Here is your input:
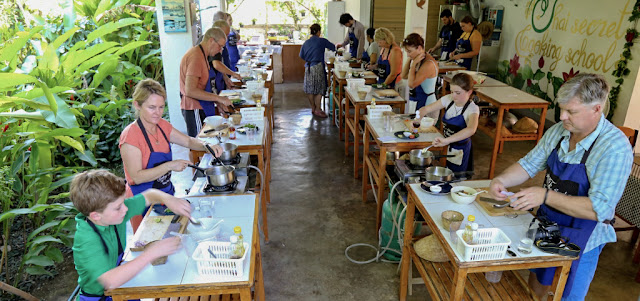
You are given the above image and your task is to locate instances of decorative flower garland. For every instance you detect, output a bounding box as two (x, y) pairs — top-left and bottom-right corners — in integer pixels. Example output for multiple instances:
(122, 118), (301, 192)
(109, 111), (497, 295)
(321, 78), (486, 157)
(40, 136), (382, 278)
(609, 0), (640, 119)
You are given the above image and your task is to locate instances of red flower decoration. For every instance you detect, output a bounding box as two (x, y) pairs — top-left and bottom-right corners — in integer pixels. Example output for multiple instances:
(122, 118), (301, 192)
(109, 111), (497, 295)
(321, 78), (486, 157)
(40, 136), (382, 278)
(562, 68), (580, 82)
(509, 54), (520, 77)
(2, 125), (8, 132)
(69, 95), (74, 101)
(538, 56), (545, 69)
(626, 31), (636, 42)
(527, 79), (533, 87)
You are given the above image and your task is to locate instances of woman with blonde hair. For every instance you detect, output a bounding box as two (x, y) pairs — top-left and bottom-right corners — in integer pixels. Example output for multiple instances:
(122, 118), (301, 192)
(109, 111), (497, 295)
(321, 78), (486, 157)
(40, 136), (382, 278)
(373, 28), (403, 88)
(120, 79), (223, 228)
(450, 16), (482, 70)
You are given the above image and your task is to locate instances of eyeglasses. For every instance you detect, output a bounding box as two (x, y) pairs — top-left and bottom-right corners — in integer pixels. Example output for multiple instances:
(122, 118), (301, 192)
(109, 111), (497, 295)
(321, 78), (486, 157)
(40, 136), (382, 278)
(215, 40), (225, 50)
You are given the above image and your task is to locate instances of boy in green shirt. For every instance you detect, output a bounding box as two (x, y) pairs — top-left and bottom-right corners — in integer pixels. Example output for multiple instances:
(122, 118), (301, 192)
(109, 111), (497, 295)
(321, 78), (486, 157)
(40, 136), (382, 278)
(71, 170), (192, 300)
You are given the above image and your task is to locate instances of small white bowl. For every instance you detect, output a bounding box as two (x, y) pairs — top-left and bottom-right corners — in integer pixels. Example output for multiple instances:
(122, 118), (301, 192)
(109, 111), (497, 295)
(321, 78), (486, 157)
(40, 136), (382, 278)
(421, 117), (435, 128)
(429, 185), (442, 193)
(450, 186), (478, 205)
(403, 131), (412, 137)
(204, 116), (224, 127)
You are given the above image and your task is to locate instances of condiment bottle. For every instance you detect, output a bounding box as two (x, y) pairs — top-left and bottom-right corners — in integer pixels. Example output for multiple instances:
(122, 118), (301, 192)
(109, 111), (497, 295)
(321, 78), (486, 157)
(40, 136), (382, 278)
(370, 97), (376, 108)
(229, 127), (236, 140)
(229, 235), (243, 259)
(233, 226), (245, 255)
(462, 215), (476, 244)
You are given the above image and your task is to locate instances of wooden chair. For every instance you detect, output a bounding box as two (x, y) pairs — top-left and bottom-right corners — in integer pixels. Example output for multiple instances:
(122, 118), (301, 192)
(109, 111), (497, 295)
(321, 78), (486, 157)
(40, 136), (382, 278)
(615, 126), (640, 282)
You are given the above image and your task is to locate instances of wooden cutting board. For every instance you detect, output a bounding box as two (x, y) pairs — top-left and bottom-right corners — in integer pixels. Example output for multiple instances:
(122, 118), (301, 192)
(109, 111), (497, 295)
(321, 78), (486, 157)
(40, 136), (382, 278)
(402, 120), (438, 133)
(198, 123), (230, 138)
(475, 189), (529, 216)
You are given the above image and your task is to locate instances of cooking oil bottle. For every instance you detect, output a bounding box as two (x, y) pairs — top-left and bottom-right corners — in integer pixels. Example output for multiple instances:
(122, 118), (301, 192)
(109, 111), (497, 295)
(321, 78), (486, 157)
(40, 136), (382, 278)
(229, 235), (242, 259)
(233, 226), (245, 256)
(462, 215), (476, 244)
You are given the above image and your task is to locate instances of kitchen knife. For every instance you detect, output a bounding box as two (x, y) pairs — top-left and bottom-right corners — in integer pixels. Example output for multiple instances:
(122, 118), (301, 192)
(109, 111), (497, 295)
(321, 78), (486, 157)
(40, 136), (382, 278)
(478, 197), (509, 206)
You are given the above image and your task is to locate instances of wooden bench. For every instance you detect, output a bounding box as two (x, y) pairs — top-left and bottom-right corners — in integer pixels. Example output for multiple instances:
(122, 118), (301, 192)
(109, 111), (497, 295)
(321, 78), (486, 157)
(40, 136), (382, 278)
(154, 294), (242, 301)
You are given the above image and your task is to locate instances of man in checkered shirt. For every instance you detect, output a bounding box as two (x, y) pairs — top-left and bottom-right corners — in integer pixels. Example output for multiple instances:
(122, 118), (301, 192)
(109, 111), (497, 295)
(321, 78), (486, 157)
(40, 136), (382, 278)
(488, 73), (633, 300)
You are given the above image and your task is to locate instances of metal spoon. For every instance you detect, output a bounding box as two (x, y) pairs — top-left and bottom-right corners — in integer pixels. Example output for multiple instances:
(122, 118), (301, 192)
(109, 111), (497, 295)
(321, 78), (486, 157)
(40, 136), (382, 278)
(421, 145), (434, 154)
(189, 216), (203, 226)
(204, 144), (230, 170)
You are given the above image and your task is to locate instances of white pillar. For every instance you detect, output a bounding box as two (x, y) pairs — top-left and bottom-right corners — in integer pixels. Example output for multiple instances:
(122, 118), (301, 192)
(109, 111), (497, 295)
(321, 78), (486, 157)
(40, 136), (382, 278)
(156, 0), (193, 134)
(404, 0), (429, 40)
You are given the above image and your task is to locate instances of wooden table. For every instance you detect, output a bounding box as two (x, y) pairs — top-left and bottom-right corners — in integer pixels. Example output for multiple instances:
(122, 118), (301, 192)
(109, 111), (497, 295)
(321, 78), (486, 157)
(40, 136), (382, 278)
(472, 86), (549, 178)
(441, 72), (509, 89)
(106, 194), (265, 301)
(344, 87), (405, 179)
(361, 116), (446, 231)
(438, 61), (467, 74)
(332, 69), (378, 140)
(399, 180), (576, 301)
(193, 117), (271, 241)
(222, 88), (274, 143)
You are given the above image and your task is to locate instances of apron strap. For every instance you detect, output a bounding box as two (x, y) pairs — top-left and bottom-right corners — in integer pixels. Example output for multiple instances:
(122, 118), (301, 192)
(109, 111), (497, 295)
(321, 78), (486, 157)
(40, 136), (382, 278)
(198, 44), (210, 71)
(445, 99), (471, 115)
(136, 119), (156, 153)
(86, 219), (123, 256)
(580, 136), (598, 164)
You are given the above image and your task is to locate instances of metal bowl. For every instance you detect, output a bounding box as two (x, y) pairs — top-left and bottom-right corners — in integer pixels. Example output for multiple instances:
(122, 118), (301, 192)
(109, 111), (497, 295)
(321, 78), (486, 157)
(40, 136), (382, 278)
(424, 166), (454, 182)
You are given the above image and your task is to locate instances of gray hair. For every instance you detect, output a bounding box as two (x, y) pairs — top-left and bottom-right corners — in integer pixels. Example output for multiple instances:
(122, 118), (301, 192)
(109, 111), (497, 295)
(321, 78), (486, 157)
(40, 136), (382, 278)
(556, 73), (610, 106)
(203, 27), (226, 43)
(213, 11), (228, 21)
(213, 20), (230, 31)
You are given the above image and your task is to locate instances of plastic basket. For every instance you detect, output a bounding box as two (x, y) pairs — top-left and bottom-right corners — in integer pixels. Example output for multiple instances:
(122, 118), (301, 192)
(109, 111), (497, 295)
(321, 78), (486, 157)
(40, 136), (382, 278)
(367, 105), (392, 119)
(192, 241), (249, 278)
(456, 228), (511, 261)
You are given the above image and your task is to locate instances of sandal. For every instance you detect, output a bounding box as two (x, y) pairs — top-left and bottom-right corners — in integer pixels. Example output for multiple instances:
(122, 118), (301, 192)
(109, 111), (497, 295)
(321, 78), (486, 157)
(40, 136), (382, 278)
(314, 110), (328, 118)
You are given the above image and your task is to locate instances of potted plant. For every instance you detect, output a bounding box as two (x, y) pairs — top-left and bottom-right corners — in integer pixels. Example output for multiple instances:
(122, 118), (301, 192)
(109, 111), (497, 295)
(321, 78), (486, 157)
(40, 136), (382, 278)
(300, 10), (306, 17)
(252, 18), (257, 25)
(239, 22), (244, 28)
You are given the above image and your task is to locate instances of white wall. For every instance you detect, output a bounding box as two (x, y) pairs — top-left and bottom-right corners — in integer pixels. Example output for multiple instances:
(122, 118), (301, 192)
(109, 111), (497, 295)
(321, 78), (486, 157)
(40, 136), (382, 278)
(403, 0), (428, 39)
(157, 0), (193, 134)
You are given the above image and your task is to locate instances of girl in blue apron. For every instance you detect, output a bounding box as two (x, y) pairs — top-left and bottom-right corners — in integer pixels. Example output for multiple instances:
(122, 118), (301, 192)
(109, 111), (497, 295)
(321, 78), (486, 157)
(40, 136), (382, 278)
(402, 33), (438, 111)
(531, 136), (609, 299)
(417, 73), (479, 172)
(451, 16), (481, 70)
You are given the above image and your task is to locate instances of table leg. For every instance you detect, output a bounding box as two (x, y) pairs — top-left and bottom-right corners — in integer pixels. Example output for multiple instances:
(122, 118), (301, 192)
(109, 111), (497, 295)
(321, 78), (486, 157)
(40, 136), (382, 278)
(537, 106), (548, 143)
(362, 125), (371, 203)
(451, 268), (468, 301)
(339, 82), (345, 141)
(353, 105), (361, 179)
(548, 261), (571, 301)
(375, 146), (387, 231)
(254, 234), (265, 301)
(257, 151), (269, 241)
(399, 195), (415, 301)
(239, 288), (252, 301)
(332, 76), (338, 126)
(488, 108), (504, 179)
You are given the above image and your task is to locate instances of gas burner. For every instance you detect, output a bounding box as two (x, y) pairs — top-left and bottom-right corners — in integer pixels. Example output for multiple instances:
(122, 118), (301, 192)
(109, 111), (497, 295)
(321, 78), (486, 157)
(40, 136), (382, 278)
(395, 159), (428, 184)
(212, 154), (241, 166)
(405, 161), (429, 171)
(203, 180), (238, 193)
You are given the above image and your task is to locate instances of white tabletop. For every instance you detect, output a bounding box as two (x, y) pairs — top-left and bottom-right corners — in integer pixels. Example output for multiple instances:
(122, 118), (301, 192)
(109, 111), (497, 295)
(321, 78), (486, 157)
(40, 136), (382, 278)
(408, 180), (554, 262)
(199, 118), (267, 147)
(438, 61), (466, 70)
(333, 68), (377, 80)
(221, 88), (270, 105)
(345, 86), (404, 103)
(475, 86), (549, 105)
(121, 194), (257, 287)
(365, 116), (443, 144)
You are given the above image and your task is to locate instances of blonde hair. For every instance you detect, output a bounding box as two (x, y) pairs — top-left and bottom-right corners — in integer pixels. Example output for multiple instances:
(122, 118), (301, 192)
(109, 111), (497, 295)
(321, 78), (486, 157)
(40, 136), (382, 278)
(70, 170), (126, 216)
(374, 28), (395, 45)
(132, 79), (166, 117)
(213, 20), (230, 31)
(203, 27), (226, 43)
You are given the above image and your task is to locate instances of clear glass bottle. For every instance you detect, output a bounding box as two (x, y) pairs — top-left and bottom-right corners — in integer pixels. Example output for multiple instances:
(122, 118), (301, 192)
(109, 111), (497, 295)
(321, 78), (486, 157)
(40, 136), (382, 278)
(229, 235), (243, 259)
(233, 226), (245, 256)
(462, 215), (476, 244)
(370, 97), (376, 108)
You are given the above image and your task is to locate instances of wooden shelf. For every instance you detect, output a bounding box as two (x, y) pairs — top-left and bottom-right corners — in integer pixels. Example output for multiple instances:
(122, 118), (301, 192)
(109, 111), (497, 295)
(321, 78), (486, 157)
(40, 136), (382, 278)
(410, 247), (538, 301)
(477, 117), (540, 141)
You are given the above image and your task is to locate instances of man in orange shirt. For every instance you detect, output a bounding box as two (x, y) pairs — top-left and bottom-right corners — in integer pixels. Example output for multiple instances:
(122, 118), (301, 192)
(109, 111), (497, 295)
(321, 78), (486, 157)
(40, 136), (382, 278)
(179, 27), (232, 137)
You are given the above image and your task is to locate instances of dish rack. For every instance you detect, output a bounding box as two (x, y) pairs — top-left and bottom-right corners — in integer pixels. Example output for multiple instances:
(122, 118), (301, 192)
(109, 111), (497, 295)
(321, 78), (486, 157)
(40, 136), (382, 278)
(192, 241), (249, 278)
(455, 228), (510, 261)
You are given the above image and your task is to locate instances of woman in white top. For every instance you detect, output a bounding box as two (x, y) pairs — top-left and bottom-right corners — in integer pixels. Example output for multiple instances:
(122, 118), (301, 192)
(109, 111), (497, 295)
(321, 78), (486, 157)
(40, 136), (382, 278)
(364, 27), (379, 69)
(401, 33), (439, 116)
(417, 73), (478, 172)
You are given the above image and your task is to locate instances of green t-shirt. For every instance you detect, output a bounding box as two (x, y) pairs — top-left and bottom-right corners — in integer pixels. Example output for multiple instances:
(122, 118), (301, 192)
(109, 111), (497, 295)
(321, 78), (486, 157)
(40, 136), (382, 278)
(72, 194), (146, 296)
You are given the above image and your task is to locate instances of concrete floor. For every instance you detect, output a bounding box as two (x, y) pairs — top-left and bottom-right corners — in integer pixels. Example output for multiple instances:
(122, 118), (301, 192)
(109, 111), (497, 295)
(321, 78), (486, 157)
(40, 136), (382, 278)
(262, 83), (640, 300)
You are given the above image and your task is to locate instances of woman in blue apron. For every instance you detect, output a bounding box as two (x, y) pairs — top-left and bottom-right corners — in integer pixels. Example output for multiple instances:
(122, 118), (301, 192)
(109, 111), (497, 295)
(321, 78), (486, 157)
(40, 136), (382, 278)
(530, 136), (607, 299)
(450, 16), (482, 70)
(363, 28), (378, 67)
(373, 28), (402, 89)
(226, 15), (240, 71)
(401, 33), (439, 112)
(417, 73), (479, 172)
(119, 79), (222, 229)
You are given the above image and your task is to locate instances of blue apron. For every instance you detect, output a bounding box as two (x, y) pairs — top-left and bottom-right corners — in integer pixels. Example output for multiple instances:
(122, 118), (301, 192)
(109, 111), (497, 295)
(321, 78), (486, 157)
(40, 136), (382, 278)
(197, 45), (218, 117)
(77, 220), (136, 301)
(532, 136), (600, 297)
(454, 30), (476, 70)
(409, 60), (436, 110)
(348, 30), (359, 58)
(227, 30), (240, 71)
(361, 50), (370, 62)
(376, 45), (398, 88)
(129, 119), (175, 196)
(442, 100), (473, 172)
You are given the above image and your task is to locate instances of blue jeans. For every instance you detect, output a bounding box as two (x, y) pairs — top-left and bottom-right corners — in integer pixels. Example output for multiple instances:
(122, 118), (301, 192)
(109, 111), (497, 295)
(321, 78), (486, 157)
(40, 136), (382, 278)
(561, 244), (605, 301)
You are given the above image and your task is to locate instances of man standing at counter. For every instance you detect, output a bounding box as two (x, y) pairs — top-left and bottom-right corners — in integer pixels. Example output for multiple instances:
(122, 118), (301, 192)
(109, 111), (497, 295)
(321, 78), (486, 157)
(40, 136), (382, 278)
(427, 9), (462, 61)
(180, 27), (231, 137)
(336, 13), (365, 60)
(488, 74), (633, 300)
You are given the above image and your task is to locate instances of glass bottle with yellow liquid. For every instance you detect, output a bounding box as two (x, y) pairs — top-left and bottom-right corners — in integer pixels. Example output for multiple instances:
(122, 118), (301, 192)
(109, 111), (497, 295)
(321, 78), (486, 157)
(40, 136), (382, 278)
(462, 215), (477, 245)
(233, 226), (246, 256)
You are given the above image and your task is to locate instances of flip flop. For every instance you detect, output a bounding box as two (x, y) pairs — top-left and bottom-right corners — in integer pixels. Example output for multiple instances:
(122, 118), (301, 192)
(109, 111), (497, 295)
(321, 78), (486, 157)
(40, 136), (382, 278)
(315, 110), (328, 118)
